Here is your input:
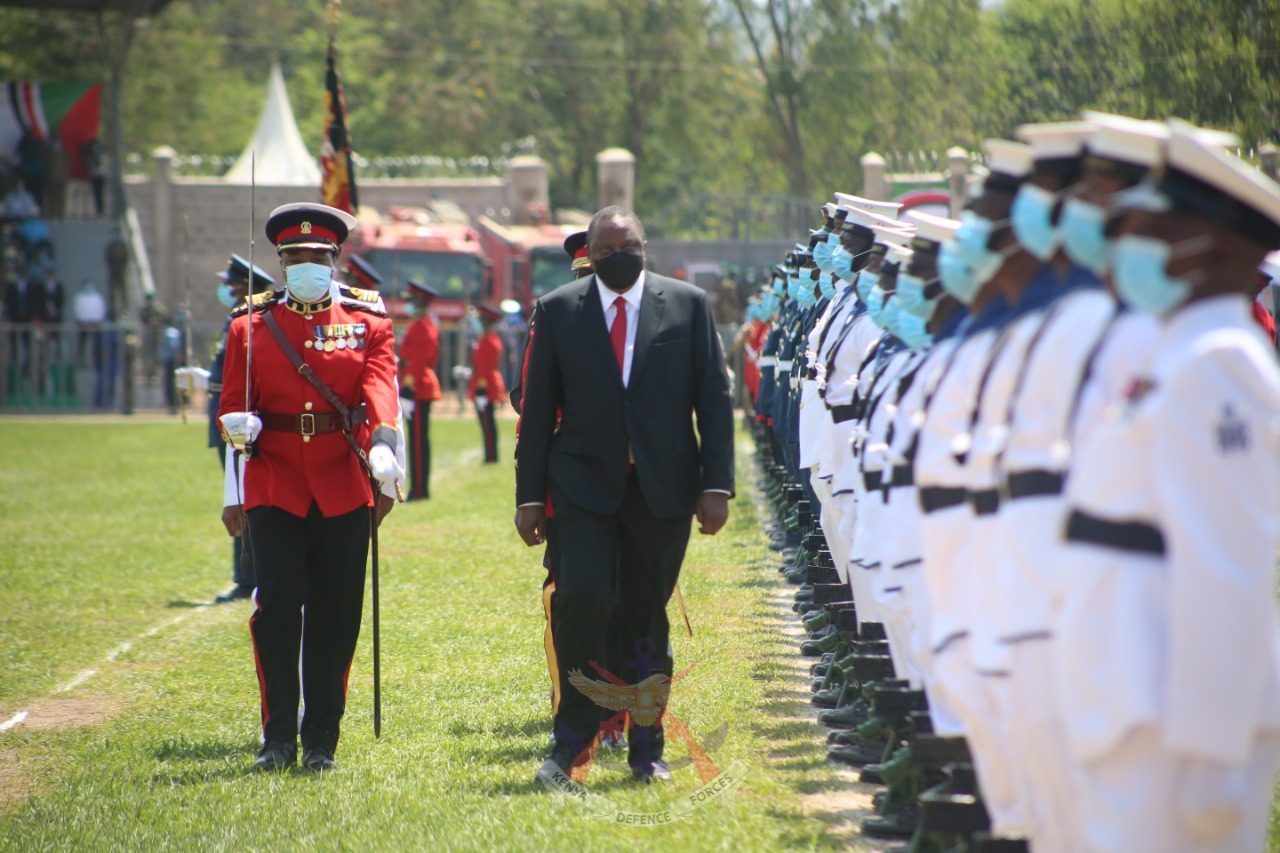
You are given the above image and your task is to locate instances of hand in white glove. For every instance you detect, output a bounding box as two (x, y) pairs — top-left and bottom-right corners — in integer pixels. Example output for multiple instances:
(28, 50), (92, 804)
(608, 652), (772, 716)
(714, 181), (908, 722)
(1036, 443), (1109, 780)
(402, 398), (416, 418)
(219, 412), (262, 449)
(1175, 756), (1248, 845)
(175, 366), (211, 392)
(368, 442), (401, 485)
(475, 397), (490, 412)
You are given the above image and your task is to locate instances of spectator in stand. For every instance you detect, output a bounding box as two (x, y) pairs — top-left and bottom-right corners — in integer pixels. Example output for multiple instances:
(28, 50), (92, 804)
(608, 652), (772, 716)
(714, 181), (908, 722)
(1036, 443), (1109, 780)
(44, 139), (69, 220)
(73, 277), (106, 367)
(3, 182), (40, 221)
(80, 138), (105, 217)
(17, 131), (45, 206)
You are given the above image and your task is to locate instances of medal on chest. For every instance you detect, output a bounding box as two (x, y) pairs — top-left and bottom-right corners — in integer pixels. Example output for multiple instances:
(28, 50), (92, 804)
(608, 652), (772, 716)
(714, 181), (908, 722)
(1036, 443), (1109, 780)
(305, 323), (368, 353)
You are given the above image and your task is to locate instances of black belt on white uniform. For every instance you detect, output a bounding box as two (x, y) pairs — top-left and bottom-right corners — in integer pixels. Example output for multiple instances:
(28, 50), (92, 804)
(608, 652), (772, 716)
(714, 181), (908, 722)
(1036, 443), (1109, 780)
(1065, 509), (1166, 556)
(259, 403), (368, 436)
(862, 470), (882, 491)
(829, 402), (859, 423)
(1005, 469), (1064, 500)
(968, 488), (1000, 516)
(919, 486), (966, 514)
(888, 465), (913, 487)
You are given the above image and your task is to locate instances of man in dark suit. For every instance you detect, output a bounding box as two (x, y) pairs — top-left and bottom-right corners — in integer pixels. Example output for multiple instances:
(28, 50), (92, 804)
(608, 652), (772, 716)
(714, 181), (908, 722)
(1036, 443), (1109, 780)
(515, 206), (735, 784)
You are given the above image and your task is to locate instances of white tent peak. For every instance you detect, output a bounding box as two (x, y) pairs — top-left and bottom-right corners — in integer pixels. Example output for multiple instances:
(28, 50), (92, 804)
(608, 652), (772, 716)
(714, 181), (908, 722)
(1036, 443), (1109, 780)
(224, 63), (321, 186)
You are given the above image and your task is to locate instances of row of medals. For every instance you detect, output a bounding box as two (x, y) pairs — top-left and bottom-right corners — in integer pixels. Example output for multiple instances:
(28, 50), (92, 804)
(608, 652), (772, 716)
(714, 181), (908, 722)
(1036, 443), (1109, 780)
(306, 323), (368, 353)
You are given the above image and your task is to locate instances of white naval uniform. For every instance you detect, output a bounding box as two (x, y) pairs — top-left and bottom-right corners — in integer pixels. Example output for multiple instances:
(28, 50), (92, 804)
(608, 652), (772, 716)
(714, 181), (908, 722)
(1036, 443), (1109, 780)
(820, 307), (881, 585)
(1054, 295), (1280, 853)
(861, 346), (923, 675)
(882, 329), (965, 728)
(916, 309), (1028, 836)
(855, 345), (916, 637)
(803, 285), (859, 504)
(984, 287), (1121, 853)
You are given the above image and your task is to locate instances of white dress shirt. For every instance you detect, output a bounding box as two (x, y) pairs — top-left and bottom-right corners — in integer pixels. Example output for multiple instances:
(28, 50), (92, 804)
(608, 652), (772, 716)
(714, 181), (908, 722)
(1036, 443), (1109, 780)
(597, 272), (645, 387)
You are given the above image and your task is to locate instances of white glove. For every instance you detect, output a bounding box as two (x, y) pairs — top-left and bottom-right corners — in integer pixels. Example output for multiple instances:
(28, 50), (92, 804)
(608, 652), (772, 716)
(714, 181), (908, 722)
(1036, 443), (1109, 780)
(1174, 756), (1249, 845)
(219, 412), (262, 449)
(368, 442), (401, 485)
(402, 398), (416, 418)
(475, 396), (490, 412)
(175, 366), (211, 392)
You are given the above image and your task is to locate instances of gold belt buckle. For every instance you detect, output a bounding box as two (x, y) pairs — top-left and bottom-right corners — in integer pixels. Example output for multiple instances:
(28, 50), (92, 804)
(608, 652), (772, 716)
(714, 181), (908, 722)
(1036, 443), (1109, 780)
(300, 413), (316, 436)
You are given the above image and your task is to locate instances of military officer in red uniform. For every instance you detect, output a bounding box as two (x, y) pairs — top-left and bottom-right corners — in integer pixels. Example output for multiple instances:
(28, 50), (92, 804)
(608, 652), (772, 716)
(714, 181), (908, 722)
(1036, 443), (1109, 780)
(468, 303), (506, 463)
(217, 202), (401, 772)
(399, 277), (443, 499)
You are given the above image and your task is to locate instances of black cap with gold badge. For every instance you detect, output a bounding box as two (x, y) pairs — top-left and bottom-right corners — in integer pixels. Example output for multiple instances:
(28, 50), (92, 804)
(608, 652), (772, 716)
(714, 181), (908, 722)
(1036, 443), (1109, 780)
(265, 202), (359, 253)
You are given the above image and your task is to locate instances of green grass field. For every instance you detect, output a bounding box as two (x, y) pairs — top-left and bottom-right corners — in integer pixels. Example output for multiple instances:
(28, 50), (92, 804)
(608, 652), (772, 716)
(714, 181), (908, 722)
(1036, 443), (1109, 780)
(0, 416), (879, 852)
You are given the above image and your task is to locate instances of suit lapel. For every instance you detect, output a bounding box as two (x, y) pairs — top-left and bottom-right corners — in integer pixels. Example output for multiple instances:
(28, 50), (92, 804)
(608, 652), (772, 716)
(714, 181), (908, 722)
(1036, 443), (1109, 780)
(628, 275), (666, 387)
(577, 275), (623, 389)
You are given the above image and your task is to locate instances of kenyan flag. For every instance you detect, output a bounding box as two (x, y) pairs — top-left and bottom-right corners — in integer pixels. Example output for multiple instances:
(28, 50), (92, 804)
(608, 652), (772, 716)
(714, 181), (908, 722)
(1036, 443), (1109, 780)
(0, 81), (102, 178)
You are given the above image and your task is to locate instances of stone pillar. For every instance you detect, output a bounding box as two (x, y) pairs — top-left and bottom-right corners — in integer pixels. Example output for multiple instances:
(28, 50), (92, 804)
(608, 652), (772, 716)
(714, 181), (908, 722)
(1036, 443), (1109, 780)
(860, 152), (887, 202)
(152, 146), (176, 311)
(508, 155), (549, 225)
(596, 148), (636, 211)
(948, 147), (970, 218)
(1260, 144), (1278, 182)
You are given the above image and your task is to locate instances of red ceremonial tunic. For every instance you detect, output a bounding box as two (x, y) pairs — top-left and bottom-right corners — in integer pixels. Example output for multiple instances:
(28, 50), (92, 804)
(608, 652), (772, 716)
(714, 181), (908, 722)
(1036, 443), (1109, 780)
(468, 330), (506, 401)
(399, 313), (443, 401)
(218, 290), (400, 518)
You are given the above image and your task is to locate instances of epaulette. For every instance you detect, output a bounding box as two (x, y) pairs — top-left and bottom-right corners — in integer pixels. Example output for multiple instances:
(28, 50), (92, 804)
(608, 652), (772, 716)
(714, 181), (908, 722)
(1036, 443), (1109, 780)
(230, 288), (283, 317)
(336, 284), (388, 316)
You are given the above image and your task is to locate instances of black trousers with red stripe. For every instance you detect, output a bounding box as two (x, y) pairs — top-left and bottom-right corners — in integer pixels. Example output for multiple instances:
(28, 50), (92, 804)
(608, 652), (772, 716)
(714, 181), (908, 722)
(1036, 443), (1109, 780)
(475, 395), (499, 463)
(407, 399), (433, 500)
(246, 502), (369, 749)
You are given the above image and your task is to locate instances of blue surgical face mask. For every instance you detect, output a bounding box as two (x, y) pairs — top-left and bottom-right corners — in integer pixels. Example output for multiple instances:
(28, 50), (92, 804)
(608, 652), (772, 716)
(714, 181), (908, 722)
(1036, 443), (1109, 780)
(938, 240), (979, 305)
(404, 301), (419, 317)
(284, 262), (333, 303)
(954, 210), (1016, 292)
(1060, 198), (1111, 274)
(818, 272), (836, 300)
(857, 270), (881, 304)
(831, 246), (854, 281)
(866, 285), (887, 327)
(1011, 183), (1063, 261)
(881, 296), (903, 337)
(786, 273), (803, 301)
(813, 235), (835, 272)
(216, 283), (238, 309)
(1112, 233), (1212, 316)
(796, 276), (818, 308)
(895, 272), (938, 320)
(895, 309), (932, 350)
(760, 292), (779, 320)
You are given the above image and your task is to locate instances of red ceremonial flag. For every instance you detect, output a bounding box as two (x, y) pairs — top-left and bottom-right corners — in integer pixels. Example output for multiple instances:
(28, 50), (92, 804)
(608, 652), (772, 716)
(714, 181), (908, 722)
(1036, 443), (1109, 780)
(320, 40), (357, 214)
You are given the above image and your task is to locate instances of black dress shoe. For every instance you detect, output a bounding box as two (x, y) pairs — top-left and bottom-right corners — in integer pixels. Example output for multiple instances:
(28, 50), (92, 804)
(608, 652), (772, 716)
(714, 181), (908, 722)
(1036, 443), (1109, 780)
(818, 701), (871, 728)
(255, 742), (296, 771)
(811, 687), (844, 708)
(828, 740), (884, 767)
(302, 746), (337, 771)
(215, 585), (254, 604)
(630, 759), (672, 783)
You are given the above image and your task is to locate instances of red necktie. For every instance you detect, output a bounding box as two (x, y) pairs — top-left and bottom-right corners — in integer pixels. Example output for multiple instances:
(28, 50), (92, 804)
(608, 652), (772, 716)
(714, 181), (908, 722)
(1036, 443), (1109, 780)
(610, 296), (627, 378)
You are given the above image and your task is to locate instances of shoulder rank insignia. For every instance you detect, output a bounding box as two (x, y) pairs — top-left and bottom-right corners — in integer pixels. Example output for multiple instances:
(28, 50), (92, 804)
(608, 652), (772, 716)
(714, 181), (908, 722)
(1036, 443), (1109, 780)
(336, 285), (388, 316)
(230, 288), (283, 317)
(341, 285), (381, 303)
(1215, 404), (1249, 453)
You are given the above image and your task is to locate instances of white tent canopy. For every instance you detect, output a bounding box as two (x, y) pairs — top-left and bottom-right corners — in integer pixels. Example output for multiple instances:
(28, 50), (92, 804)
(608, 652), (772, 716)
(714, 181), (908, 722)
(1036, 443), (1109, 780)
(224, 63), (321, 186)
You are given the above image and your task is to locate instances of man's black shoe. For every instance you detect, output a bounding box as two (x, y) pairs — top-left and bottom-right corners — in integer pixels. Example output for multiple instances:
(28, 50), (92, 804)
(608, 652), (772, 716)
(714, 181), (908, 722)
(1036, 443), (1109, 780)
(630, 759), (672, 784)
(818, 701), (871, 728)
(302, 746), (337, 771)
(861, 800), (919, 839)
(215, 585), (254, 604)
(254, 742), (296, 771)
(811, 686), (843, 708)
(828, 740), (884, 767)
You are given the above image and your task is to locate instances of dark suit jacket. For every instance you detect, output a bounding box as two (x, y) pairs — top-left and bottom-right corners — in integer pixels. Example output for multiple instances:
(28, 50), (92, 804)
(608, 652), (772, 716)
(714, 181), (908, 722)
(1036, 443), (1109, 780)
(515, 272), (734, 519)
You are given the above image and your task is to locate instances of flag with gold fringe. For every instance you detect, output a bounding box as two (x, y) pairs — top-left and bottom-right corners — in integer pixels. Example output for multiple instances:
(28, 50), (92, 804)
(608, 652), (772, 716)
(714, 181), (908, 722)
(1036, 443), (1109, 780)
(320, 38), (357, 214)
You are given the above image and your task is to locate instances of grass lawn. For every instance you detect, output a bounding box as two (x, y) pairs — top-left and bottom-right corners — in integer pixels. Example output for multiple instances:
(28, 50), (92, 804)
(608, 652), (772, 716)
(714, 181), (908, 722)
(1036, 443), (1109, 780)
(0, 416), (875, 852)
